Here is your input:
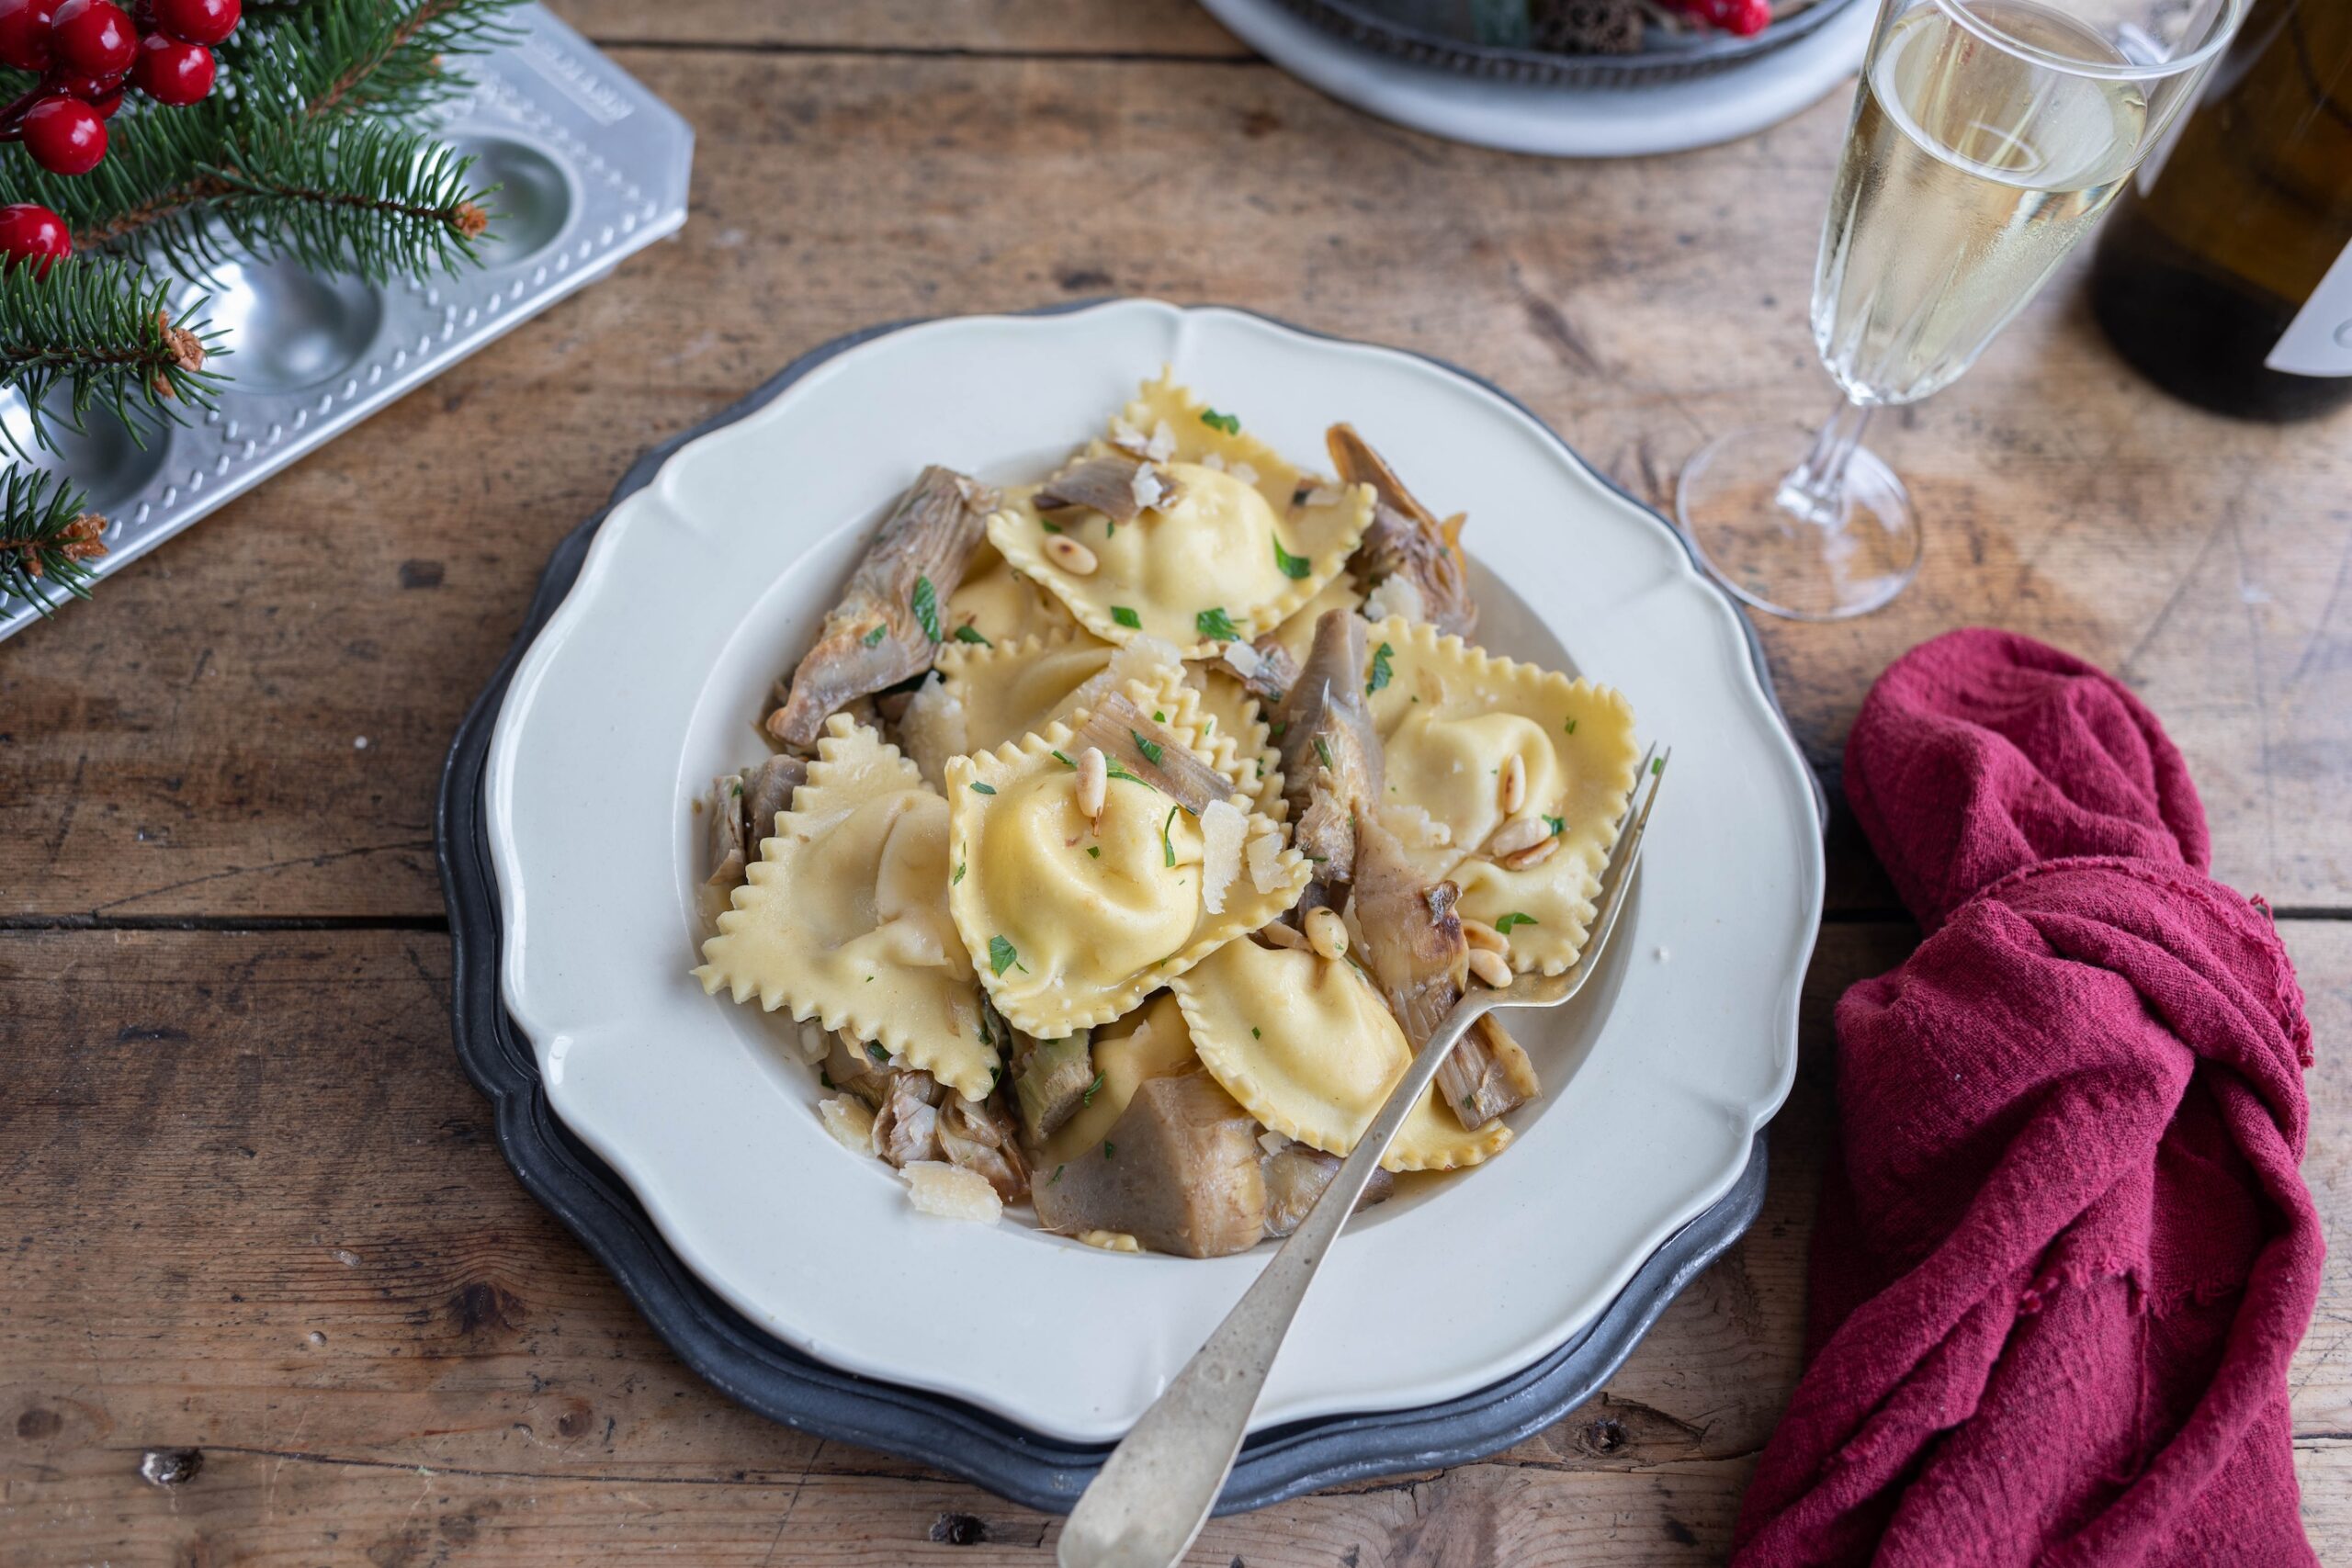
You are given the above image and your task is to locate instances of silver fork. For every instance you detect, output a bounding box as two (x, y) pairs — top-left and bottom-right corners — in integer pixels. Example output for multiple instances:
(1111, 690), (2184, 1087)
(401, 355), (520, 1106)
(1057, 743), (1670, 1568)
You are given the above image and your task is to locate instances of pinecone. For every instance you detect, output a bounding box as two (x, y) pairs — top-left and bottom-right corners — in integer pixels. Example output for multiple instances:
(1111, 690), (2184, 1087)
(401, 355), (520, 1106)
(1532, 0), (1645, 52)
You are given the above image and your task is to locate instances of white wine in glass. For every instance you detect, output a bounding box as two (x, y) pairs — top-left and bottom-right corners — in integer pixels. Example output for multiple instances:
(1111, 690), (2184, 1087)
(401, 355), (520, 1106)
(1677, 0), (2244, 621)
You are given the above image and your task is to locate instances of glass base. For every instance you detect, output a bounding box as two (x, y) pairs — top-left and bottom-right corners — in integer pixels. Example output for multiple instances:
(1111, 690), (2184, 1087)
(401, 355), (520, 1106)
(1675, 422), (1920, 621)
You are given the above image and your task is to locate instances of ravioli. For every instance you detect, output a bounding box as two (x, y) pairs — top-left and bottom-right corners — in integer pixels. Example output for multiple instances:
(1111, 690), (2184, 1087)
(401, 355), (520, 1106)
(944, 718), (1309, 1038)
(695, 716), (998, 1099)
(1264, 571), (1363, 673)
(1183, 666), (1284, 821)
(1172, 941), (1511, 1171)
(1363, 617), (1640, 976)
(989, 375), (1374, 659)
(944, 538), (1077, 646)
(934, 634), (1276, 815)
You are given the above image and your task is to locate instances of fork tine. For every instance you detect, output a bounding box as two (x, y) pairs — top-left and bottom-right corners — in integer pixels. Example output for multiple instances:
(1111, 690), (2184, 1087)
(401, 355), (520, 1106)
(1587, 744), (1668, 957)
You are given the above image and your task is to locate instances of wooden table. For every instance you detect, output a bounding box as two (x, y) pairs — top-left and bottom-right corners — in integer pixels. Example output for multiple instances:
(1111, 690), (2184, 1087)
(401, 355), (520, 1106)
(4, 3), (2347, 1562)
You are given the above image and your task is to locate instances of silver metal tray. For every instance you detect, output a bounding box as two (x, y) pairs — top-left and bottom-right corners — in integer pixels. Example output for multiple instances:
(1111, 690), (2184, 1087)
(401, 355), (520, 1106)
(0, 4), (693, 644)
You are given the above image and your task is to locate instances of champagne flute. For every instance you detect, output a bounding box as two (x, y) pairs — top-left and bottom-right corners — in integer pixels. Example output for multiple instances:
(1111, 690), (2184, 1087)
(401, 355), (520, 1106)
(1676, 0), (2246, 621)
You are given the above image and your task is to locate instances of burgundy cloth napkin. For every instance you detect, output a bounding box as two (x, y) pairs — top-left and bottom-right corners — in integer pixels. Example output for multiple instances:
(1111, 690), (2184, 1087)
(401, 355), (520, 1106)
(1733, 628), (2323, 1567)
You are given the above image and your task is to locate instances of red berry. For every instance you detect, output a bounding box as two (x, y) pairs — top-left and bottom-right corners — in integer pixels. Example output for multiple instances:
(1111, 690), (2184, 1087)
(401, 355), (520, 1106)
(131, 31), (211, 104)
(150, 0), (234, 44)
(20, 94), (107, 175)
(49, 0), (134, 74)
(48, 65), (124, 99)
(0, 203), (71, 276)
(0, 0), (55, 70)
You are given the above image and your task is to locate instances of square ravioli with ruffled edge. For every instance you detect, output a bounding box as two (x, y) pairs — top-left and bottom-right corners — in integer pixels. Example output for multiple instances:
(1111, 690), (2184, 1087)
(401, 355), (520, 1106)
(694, 716), (999, 1100)
(934, 628), (1285, 822)
(944, 713), (1308, 1040)
(1172, 940), (1510, 1172)
(987, 373), (1374, 660)
(1362, 616), (1641, 976)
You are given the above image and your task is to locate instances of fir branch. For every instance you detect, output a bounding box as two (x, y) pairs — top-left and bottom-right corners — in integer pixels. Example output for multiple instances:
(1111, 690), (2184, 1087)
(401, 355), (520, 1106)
(198, 121), (491, 283)
(0, 468), (107, 614)
(229, 0), (522, 121)
(0, 257), (222, 463)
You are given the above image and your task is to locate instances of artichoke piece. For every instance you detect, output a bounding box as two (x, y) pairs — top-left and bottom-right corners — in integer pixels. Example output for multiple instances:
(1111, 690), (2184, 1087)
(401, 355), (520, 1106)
(1033, 1071), (1265, 1258)
(1013, 1031), (1097, 1146)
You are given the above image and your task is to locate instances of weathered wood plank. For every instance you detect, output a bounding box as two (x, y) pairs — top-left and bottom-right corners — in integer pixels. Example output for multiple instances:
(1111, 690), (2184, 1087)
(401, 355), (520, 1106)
(548, 0), (1250, 54)
(4, 54), (2344, 919)
(2, 920), (2344, 1562)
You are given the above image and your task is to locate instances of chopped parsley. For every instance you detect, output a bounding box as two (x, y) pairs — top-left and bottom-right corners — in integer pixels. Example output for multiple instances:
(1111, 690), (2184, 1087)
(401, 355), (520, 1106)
(1050, 1165), (1065, 1185)
(1051, 749), (1076, 768)
(953, 624), (991, 647)
(1104, 759), (1156, 791)
(1112, 605), (1142, 629)
(1565, 717), (1577, 735)
(1152, 710), (1166, 723)
(1271, 533), (1311, 580)
(911, 575), (941, 641)
(1039, 518), (1064, 534)
(1494, 912), (1539, 935)
(820, 1069), (834, 1089)
(1161, 805), (1181, 867)
(730, 782), (742, 797)
(1200, 409), (1240, 435)
(1087, 845), (1101, 859)
(865, 1042), (888, 1063)
(953, 861), (967, 885)
(989, 1066), (1002, 1092)
(969, 781), (997, 795)
(1102, 1139), (1116, 1159)
(1544, 815), (1565, 838)
(1313, 735), (1335, 772)
(860, 623), (887, 648)
(1250, 1026), (1261, 1040)
(1195, 606), (1240, 642)
(1268, 720), (1287, 740)
(1652, 754), (1665, 774)
(988, 935), (1024, 976)
(1255, 760), (1265, 778)
(1131, 729), (1166, 767)
(1367, 640), (1394, 694)
(1081, 1071), (1105, 1107)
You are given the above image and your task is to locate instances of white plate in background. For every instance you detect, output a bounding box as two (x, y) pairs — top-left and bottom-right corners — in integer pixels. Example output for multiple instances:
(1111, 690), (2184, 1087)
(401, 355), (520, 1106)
(1200, 0), (1871, 156)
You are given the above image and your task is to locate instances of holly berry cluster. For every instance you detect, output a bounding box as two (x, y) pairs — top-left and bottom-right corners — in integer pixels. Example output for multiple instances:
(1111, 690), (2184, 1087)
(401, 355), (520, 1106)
(1666, 0), (1772, 35)
(0, 0), (240, 174)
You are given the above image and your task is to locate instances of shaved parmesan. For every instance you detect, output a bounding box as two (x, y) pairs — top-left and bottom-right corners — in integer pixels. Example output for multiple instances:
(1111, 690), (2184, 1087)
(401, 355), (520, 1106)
(1077, 1229), (1141, 1252)
(1245, 826), (1287, 895)
(1220, 640), (1261, 680)
(1198, 798), (1247, 914)
(904, 1160), (1003, 1224)
(1363, 575), (1428, 626)
(818, 1094), (876, 1156)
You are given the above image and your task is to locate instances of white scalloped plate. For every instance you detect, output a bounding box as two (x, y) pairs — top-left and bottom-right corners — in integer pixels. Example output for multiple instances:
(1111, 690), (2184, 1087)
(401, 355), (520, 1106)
(485, 300), (1821, 1444)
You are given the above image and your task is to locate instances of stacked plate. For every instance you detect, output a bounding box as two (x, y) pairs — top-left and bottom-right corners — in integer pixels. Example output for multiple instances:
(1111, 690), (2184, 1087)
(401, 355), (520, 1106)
(1199, 0), (1874, 154)
(438, 299), (1825, 1510)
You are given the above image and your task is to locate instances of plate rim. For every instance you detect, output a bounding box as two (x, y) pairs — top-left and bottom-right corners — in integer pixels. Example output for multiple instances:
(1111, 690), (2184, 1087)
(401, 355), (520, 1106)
(448, 300), (1824, 1477)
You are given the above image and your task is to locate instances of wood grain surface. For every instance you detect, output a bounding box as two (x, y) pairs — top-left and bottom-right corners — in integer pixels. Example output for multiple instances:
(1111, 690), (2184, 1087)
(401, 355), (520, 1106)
(3, 1), (2347, 1562)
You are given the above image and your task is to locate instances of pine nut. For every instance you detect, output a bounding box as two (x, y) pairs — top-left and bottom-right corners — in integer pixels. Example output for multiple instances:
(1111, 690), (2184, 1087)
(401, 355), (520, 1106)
(1498, 753), (1526, 815)
(1259, 919), (1309, 952)
(1075, 746), (1107, 819)
(1462, 918), (1509, 954)
(1044, 535), (1099, 575)
(1490, 814), (1550, 856)
(1501, 836), (1559, 872)
(1306, 907), (1350, 962)
(1467, 948), (1514, 988)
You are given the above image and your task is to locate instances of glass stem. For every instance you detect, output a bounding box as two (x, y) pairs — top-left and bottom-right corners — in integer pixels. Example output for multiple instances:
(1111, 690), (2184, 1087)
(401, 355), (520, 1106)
(1775, 395), (1874, 530)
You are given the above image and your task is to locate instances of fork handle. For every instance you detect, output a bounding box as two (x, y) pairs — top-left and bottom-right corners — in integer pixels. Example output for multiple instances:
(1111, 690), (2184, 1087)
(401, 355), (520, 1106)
(1055, 998), (1490, 1568)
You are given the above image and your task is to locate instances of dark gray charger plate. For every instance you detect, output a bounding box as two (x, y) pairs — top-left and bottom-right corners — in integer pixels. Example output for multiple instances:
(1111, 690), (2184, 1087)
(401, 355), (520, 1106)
(435, 302), (1821, 1515)
(1269, 0), (1870, 87)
